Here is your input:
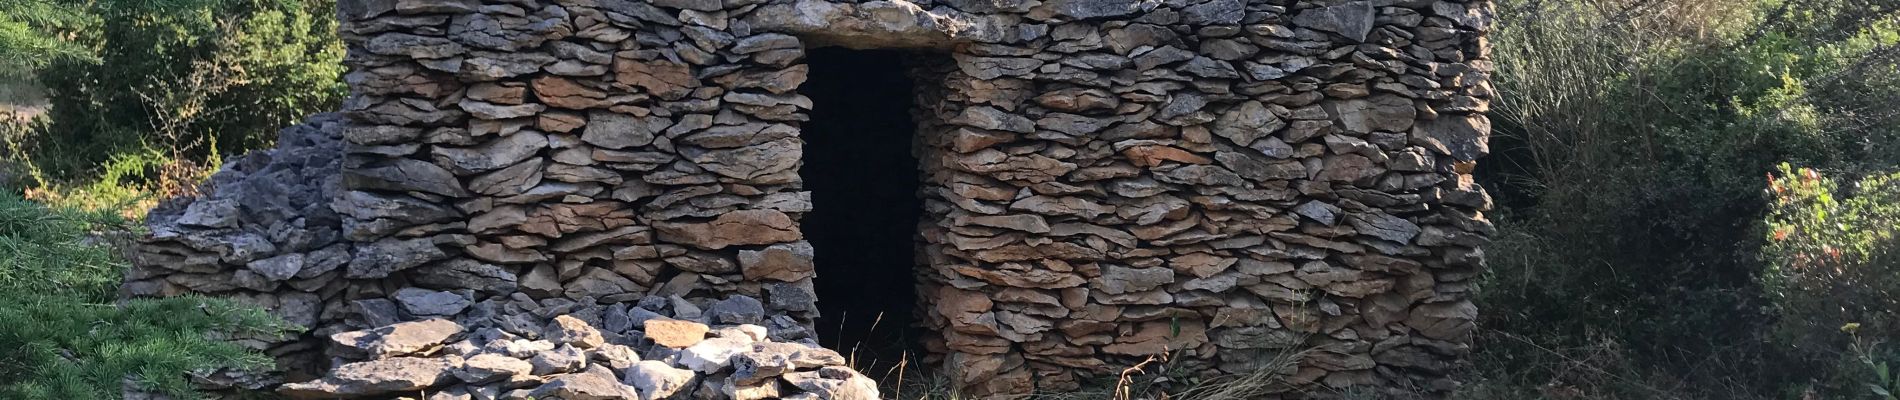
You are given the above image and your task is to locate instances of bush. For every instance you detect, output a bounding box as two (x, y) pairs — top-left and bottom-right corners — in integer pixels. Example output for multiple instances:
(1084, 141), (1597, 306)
(1763, 164), (1900, 396)
(0, 192), (294, 399)
(0, 294), (293, 399)
(0, 190), (129, 297)
(1470, 0), (1900, 398)
(7, 0), (343, 203)
(0, 0), (89, 76)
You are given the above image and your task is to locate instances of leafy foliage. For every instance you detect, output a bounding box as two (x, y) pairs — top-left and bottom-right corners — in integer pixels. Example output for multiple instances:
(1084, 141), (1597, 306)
(0, 190), (129, 298)
(1763, 165), (1900, 395)
(0, 0), (89, 76)
(3, 0), (343, 208)
(1470, 0), (1900, 398)
(0, 294), (292, 399)
(1849, 327), (1900, 400)
(0, 0), (272, 77)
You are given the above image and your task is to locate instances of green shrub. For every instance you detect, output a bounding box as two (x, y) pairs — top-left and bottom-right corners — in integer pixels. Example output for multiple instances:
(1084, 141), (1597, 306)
(0, 191), (128, 297)
(0, 192), (295, 399)
(0, 294), (293, 399)
(0, 0), (89, 76)
(1763, 165), (1900, 396)
(13, 0), (343, 192)
(1472, 0), (1900, 398)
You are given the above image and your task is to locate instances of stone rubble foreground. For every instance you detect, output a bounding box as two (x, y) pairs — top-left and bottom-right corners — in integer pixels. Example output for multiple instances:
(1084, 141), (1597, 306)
(282, 300), (875, 399)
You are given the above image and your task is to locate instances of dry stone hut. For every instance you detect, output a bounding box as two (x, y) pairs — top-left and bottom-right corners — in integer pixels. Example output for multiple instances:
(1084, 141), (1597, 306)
(123, 0), (1496, 398)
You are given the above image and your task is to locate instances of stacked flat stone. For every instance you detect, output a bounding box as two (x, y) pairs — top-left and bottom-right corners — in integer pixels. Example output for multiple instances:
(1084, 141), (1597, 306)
(125, 113), (352, 389)
(123, 0), (1496, 398)
(884, 1), (1495, 397)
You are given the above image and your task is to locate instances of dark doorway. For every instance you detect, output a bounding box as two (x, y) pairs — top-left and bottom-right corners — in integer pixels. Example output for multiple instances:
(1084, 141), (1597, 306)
(799, 47), (925, 369)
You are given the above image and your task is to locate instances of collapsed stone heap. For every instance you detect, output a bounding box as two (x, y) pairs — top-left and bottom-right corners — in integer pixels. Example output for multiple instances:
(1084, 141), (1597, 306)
(284, 296), (875, 399)
(129, 114), (351, 387)
(126, 0), (1496, 398)
(129, 115), (881, 399)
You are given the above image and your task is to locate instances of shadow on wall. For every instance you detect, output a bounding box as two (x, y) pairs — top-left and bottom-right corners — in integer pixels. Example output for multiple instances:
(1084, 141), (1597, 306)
(798, 46), (931, 369)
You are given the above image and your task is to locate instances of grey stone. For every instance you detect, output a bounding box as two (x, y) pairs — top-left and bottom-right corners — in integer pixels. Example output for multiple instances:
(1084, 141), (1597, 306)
(1157, 91), (1211, 123)
(448, 12), (565, 52)
(1212, 101), (1282, 147)
(347, 237), (449, 279)
(345, 158), (469, 197)
(739, 242), (816, 282)
(709, 295), (766, 325)
(731, 342), (848, 385)
(1181, 56), (1242, 79)
(732, 33), (800, 54)
(353, 299), (404, 328)
(952, 106), (1036, 133)
(1348, 211), (1421, 243)
(1182, 0), (1244, 25)
(1045, 0), (1151, 19)
(1159, 164), (1246, 186)
(469, 157), (545, 196)
(563, 268), (644, 300)
(1101, 266), (1174, 294)
(431, 130), (548, 174)
(245, 253), (303, 282)
(1291, 2), (1377, 42)
(528, 366), (640, 400)
(590, 343), (641, 370)
(1407, 300), (1477, 340)
(782, 366), (880, 400)
(177, 199), (239, 228)
(461, 51), (557, 80)
(334, 190), (461, 227)
(487, 339), (556, 359)
(957, 56), (1041, 80)
(1217, 151), (1304, 182)
(328, 318), (464, 358)
(458, 99), (545, 120)
(278, 357), (462, 398)
(686, 138), (801, 180)
(624, 360), (696, 400)
(455, 353), (531, 384)
(529, 343), (588, 375)
(343, 125), (423, 145)
(1335, 95), (1417, 134)
(394, 288), (471, 316)
(581, 111), (661, 149)
(363, 33), (467, 59)
(410, 259), (518, 296)
(546, 315), (606, 349)
(1417, 114), (1491, 161)
(679, 337), (753, 373)
(1133, 46), (1195, 70)
(1293, 201), (1341, 226)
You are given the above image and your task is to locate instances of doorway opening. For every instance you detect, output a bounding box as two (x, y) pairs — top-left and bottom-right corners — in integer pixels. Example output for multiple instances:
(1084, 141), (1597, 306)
(799, 47), (928, 370)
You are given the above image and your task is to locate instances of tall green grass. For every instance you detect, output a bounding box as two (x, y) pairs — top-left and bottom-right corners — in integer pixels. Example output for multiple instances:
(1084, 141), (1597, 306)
(0, 191), (131, 297)
(0, 192), (293, 399)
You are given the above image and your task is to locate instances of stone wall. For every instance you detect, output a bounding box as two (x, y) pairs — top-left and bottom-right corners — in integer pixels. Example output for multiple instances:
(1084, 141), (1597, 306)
(897, 1), (1495, 396)
(125, 0), (1496, 398)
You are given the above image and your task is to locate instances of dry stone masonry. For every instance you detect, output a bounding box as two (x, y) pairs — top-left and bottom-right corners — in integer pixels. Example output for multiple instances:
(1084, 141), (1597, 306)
(124, 0), (1496, 398)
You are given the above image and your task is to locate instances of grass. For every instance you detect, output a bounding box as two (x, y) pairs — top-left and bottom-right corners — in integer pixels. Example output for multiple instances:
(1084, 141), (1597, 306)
(878, 344), (1317, 400)
(0, 190), (295, 399)
(1170, 348), (1312, 400)
(0, 190), (135, 297)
